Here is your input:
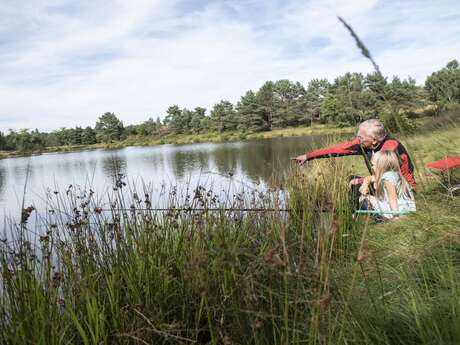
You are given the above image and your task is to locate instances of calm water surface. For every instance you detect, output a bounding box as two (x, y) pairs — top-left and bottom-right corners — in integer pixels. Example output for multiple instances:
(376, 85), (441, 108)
(0, 134), (348, 225)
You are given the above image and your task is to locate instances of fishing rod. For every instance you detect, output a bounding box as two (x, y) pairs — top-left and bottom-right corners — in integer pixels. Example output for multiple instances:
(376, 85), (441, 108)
(359, 145), (376, 195)
(98, 207), (292, 212)
(354, 210), (412, 215)
(360, 146), (374, 176)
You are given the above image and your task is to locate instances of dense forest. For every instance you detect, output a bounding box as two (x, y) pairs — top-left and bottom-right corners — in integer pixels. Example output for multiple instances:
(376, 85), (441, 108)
(1, 59), (459, 152)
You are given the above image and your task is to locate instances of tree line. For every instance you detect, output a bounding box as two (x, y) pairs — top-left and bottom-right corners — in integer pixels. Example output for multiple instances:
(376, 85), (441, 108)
(1, 59), (459, 152)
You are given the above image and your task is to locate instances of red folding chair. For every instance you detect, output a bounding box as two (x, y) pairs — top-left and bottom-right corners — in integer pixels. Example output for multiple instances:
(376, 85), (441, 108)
(427, 156), (460, 196)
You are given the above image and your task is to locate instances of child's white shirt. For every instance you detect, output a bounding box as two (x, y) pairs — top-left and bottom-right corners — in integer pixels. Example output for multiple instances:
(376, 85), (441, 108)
(370, 171), (416, 218)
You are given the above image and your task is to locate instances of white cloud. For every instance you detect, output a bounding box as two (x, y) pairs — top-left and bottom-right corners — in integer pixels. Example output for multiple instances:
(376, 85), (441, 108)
(0, 0), (459, 131)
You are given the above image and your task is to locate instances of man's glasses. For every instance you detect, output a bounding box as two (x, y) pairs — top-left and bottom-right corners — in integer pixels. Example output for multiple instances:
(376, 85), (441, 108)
(356, 135), (375, 143)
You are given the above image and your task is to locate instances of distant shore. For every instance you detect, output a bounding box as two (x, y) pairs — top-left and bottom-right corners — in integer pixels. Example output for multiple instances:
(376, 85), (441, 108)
(0, 125), (353, 160)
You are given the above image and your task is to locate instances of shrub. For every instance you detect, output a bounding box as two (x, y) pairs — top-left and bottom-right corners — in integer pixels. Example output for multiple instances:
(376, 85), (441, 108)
(380, 108), (416, 134)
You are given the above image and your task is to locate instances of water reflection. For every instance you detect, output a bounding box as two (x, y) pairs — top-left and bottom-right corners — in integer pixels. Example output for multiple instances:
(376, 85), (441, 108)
(140, 149), (166, 170)
(0, 133), (350, 224)
(101, 154), (127, 182)
(211, 144), (239, 176)
(242, 141), (276, 183)
(0, 164), (5, 198)
(169, 149), (211, 179)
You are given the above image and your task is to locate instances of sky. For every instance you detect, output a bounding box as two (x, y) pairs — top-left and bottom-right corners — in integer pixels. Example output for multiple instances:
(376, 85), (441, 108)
(0, 0), (459, 132)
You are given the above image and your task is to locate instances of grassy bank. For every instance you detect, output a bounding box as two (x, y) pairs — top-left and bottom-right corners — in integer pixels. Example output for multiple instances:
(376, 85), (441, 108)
(123, 124), (354, 146)
(0, 119), (459, 344)
(0, 124), (353, 160)
(0, 143), (107, 160)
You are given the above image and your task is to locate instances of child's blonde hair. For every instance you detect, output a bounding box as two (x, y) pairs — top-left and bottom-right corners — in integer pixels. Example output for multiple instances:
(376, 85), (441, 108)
(372, 150), (412, 200)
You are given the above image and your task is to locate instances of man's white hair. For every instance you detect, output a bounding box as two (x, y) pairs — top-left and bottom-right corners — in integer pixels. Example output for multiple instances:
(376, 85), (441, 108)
(358, 119), (386, 139)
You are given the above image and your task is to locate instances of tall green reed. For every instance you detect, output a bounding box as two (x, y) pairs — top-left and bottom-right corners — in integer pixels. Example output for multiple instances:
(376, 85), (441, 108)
(0, 155), (361, 345)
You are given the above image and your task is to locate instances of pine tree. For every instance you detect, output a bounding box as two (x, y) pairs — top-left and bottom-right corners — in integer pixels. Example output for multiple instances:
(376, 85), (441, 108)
(81, 126), (97, 145)
(236, 91), (268, 132)
(273, 80), (306, 127)
(95, 112), (124, 143)
(425, 60), (460, 110)
(210, 100), (237, 132)
(0, 131), (6, 150)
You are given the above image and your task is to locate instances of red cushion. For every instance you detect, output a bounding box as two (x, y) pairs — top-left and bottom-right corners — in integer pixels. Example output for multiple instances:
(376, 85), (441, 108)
(427, 156), (460, 170)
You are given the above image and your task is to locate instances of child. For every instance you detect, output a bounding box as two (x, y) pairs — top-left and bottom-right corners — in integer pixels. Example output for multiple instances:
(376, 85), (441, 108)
(360, 150), (416, 219)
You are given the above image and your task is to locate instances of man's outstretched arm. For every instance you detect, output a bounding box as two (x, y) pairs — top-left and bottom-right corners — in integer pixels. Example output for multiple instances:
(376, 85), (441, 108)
(293, 139), (362, 165)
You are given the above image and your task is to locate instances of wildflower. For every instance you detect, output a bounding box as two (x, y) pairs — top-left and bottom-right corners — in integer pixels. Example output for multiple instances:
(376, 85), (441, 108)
(317, 293), (331, 307)
(330, 221), (339, 235)
(52, 272), (62, 288)
(265, 247), (284, 267)
(253, 319), (264, 330)
(20, 206), (35, 224)
(357, 240), (371, 263)
(39, 235), (49, 243)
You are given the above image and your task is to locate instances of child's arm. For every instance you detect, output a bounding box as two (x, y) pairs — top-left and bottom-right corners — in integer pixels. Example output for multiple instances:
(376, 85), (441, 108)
(359, 176), (375, 196)
(384, 180), (399, 218)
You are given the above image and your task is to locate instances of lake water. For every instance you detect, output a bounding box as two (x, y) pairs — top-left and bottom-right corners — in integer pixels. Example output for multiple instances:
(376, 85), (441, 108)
(0, 134), (348, 225)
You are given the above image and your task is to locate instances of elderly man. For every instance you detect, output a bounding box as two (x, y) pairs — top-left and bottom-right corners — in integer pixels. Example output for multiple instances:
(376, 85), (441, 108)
(293, 119), (416, 189)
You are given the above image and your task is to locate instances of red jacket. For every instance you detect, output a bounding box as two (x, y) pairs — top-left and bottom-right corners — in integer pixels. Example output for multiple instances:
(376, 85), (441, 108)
(299, 137), (416, 189)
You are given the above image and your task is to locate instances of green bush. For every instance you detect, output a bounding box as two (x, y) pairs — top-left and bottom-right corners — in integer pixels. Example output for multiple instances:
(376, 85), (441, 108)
(380, 108), (416, 134)
(220, 133), (231, 141)
(238, 133), (248, 140)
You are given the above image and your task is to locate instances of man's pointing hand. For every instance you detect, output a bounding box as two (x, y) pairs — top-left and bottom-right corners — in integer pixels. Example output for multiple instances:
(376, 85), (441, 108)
(291, 154), (308, 166)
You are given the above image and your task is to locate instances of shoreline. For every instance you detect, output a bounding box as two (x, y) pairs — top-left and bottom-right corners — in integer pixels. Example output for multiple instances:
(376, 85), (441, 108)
(0, 125), (353, 160)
